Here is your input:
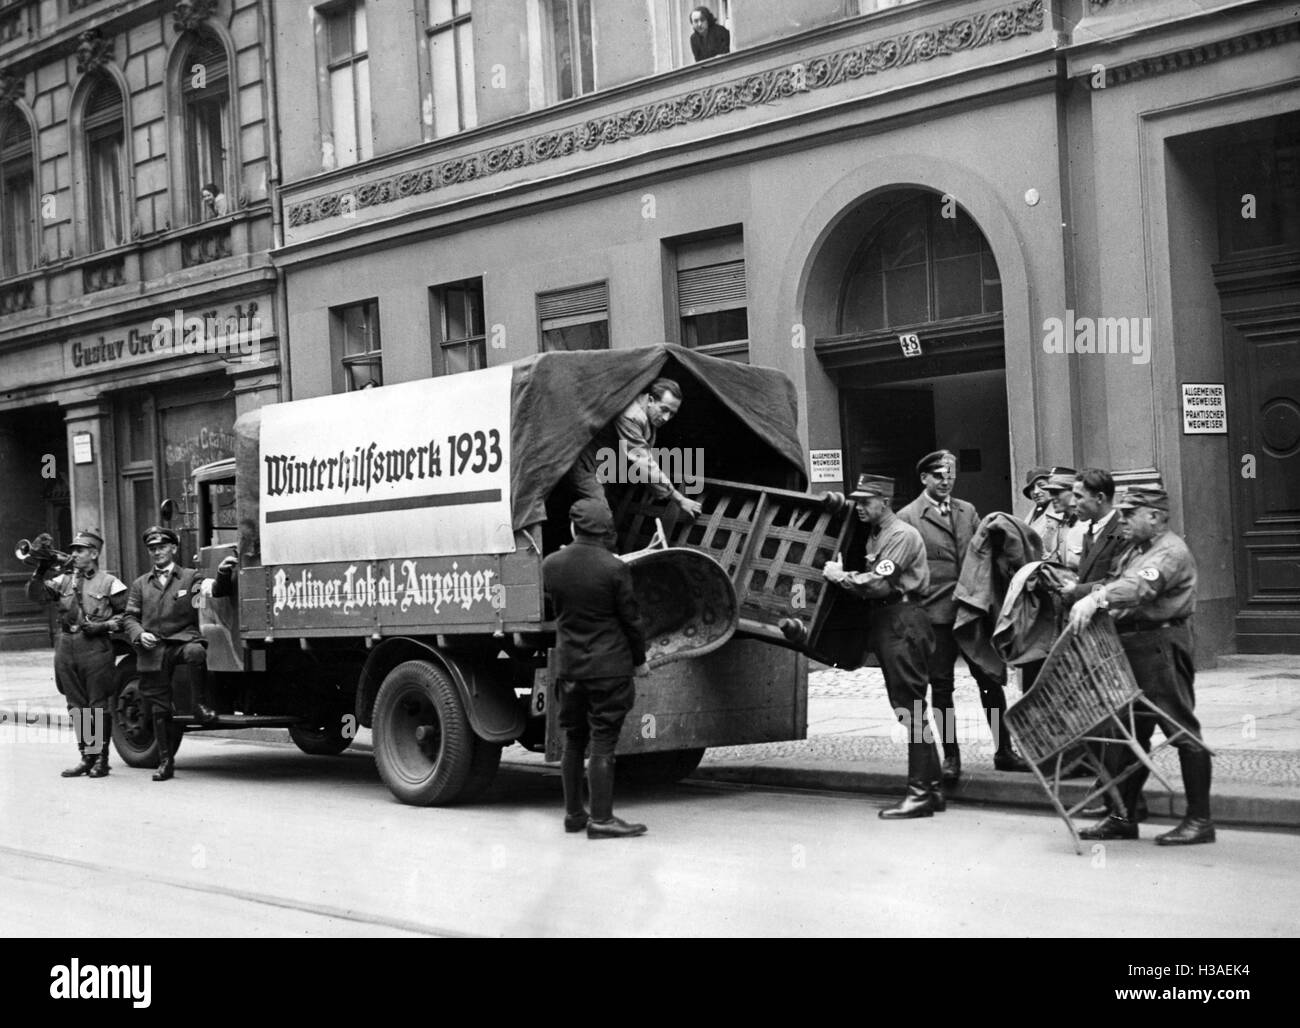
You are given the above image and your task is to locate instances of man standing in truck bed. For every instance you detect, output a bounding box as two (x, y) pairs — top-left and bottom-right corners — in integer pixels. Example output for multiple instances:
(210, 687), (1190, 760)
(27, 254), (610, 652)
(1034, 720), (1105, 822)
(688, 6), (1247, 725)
(567, 378), (703, 521)
(542, 498), (650, 839)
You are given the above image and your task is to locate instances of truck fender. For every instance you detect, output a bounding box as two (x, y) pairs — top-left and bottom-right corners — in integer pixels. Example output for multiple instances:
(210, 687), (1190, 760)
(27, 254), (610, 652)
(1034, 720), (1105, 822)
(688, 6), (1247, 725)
(356, 638), (524, 744)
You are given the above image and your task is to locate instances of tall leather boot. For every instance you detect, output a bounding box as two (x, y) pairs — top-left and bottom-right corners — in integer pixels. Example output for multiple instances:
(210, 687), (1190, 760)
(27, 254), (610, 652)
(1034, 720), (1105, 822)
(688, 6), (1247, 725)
(926, 741), (946, 812)
(936, 706), (961, 783)
(561, 748), (589, 833)
(585, 755), (646, 839)
(192, 669), (218, 725)
(62, 744), (95, 778)
(151, 711), (174, 782)
(987, 696), (1031, 772)
(880, 742), (941, 819)
(1156, 748), (1215, 846)
(87, 705), (111, 778)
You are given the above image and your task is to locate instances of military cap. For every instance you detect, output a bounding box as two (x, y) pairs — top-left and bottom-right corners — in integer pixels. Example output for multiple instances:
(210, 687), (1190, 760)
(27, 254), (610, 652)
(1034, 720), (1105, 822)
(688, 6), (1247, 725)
(142, 525), (180, 547)
(569, 498), (615, 536)
(1041, 467), (1079, 493)
(849, 473), (894, 500)
(916, 450), (957, 477)
(1021, 467), (1051, 499)
(1115, 486), (1169, 512)
(70, 528), (104, 551)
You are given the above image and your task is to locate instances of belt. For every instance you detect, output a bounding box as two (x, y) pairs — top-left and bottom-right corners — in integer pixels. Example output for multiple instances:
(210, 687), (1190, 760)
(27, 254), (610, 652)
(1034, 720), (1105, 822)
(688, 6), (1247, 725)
(1117, 618), (1187, 635)
(870, 592), (913, 610)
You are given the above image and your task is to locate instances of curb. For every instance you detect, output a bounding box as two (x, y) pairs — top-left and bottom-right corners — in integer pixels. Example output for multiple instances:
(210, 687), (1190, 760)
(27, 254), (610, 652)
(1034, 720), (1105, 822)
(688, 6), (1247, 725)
(692, 761), (1300, 830)
(7, 703), (1298, 830)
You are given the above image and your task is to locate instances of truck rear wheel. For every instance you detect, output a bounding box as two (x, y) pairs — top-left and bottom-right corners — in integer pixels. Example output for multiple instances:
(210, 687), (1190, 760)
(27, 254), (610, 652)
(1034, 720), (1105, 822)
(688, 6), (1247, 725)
(111, 665), (184, 768)
(373, 660), (491, 805)
(616, 747), (706, 786)
(288, 720), (354, 756)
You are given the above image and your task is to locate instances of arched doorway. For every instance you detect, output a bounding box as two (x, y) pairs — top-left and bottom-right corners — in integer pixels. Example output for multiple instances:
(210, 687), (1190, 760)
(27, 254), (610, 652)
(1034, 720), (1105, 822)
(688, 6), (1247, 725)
(812, 188), (1011, 516)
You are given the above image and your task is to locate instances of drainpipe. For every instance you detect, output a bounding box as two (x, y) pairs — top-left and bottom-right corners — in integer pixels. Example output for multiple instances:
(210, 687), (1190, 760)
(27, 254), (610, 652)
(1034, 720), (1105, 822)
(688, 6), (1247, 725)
(261, 0), (291, 400)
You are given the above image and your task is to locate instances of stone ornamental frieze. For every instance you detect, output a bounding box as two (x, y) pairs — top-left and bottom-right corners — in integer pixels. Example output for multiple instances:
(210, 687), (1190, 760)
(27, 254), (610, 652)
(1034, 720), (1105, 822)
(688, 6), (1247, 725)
(287, 0), (1046, 229)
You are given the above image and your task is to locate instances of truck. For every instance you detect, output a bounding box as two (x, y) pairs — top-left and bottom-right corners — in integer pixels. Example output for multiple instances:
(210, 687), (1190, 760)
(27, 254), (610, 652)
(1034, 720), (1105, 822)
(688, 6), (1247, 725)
(110, 345), (866, 805)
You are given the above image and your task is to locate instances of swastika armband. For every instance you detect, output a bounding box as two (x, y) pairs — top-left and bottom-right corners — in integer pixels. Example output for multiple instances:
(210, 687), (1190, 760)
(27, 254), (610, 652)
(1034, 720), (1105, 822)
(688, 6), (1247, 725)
(874, 558), (896, 578)
(1138, 567), (1161, 583)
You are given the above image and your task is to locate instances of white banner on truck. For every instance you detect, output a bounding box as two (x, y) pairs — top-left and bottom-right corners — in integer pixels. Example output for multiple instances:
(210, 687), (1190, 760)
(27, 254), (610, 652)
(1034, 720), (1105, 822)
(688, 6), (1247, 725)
(260, 365), (514, 564)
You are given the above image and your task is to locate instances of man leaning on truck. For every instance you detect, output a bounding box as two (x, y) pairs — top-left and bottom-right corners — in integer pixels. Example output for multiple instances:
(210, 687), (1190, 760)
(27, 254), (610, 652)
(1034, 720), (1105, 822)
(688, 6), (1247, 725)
(542, 499), (650, 839)
(567, 378), (703, 521)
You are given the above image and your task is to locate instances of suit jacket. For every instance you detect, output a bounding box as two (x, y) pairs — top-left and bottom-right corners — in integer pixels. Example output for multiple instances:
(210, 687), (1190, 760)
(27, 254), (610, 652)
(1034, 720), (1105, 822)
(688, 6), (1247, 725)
(124, 565), (206, 645)
(543, 538), (647, 679)
(1075, 514), (1125, 585)
(897, 494), (979, 624)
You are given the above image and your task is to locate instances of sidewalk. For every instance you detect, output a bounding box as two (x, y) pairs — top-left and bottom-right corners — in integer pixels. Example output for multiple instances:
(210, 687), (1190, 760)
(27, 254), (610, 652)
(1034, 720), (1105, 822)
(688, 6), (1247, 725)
(3, 647), (1298, 829)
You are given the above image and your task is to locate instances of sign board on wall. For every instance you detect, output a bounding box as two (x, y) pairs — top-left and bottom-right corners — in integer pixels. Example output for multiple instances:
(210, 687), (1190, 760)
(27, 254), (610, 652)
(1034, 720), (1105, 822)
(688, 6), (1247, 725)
(72, 433), (94, 465)
(1181, 384), (1227, 435)
(259, 365), (514, 564)
(809, 449), (843, 483)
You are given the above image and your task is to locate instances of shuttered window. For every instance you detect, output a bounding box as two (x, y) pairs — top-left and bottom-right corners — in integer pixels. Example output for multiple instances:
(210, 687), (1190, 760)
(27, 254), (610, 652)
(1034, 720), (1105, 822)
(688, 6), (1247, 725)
(677, 234), (748, 359)
(538, 281), (609, 351)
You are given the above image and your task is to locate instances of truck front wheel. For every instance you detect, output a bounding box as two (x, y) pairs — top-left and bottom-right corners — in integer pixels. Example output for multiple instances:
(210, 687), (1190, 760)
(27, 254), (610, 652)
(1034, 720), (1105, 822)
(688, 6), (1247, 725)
(373, 660), (488, 805)
(111, 666), (184, 768)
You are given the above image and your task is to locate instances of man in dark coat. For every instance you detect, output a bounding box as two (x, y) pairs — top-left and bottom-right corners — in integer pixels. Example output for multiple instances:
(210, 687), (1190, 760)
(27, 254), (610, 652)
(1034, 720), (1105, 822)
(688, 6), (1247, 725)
(123, 526), (214, 781)
(899, 450), (1029, 781)
(26, 528), (127, 778)
(542, 499), (650, 839)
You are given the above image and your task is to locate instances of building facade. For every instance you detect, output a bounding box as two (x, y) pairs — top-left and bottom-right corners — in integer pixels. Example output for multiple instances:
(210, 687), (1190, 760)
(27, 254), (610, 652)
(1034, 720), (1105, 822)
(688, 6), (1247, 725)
(0, 0), (283, 646)
(269, 0), (1298, 660)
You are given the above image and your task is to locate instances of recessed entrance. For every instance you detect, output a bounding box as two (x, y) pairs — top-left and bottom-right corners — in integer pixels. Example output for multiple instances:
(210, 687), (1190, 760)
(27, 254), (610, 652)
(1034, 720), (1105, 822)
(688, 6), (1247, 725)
(811, 188), (1011, 516)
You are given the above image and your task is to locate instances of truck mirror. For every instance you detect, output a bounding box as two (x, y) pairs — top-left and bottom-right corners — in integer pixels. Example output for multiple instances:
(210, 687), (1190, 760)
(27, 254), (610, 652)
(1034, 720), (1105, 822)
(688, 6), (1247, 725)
(160, 498), (176, 522)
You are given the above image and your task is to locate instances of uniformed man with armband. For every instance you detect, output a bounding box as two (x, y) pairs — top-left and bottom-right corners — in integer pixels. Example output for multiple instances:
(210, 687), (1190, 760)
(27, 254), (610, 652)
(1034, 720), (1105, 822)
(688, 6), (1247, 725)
(1067, 486), (1213, 846)
(822, 473), (941, 820)
(25, 529), (128, 779)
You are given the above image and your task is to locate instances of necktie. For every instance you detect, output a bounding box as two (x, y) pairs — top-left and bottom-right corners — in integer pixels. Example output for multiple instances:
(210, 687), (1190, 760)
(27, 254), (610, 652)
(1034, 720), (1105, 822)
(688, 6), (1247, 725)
(936, 502), (950, 517)
(1083, 523), (1095, 560)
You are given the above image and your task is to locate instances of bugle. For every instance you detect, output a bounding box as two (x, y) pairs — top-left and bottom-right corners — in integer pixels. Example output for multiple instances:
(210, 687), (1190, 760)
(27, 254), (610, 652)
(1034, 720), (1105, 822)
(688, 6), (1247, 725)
(15, 536), (75, 571)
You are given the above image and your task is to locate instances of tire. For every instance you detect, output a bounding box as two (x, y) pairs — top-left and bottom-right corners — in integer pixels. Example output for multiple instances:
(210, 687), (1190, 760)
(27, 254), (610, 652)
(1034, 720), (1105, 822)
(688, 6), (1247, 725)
(111, 665), (184, 768)
(288, 718), (355, 756)
(372, 660), (487, 806)
(616, 747), (706, 787)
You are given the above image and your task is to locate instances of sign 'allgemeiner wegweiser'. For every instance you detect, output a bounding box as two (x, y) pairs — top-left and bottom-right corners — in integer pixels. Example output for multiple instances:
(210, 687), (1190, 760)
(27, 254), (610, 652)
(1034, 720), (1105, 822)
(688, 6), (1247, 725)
(1181, 383), (1227, 435)
(259, 365), (514, 564)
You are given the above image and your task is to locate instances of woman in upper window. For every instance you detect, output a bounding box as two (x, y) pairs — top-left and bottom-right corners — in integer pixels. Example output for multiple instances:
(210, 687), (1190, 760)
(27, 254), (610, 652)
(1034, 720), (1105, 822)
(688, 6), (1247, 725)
(201, 183), (229, 219)
(689, 6), (731, 61)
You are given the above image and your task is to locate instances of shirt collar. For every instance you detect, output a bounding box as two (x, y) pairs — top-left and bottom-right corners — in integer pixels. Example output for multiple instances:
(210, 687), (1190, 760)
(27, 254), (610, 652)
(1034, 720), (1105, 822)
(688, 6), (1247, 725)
(154, 563), (177, 577)
(1091, 509), (1117, 530)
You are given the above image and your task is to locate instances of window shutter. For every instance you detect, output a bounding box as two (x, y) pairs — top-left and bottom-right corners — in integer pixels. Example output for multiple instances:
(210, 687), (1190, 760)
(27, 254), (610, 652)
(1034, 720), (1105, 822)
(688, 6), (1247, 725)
(538, 281), (607, 321)
(678, 260), (746, 317)
(184, 36), (229, 89)
(83, 77), (123, 130)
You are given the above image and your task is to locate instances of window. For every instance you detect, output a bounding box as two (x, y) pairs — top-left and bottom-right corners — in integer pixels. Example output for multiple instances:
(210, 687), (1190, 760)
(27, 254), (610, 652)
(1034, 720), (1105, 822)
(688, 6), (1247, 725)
(83, 76), (125, 252)
(538, 282), (608, 351)
(677, 233), (748, 358)
(674, 0), (733, 67)
(0, 113), (36, 278)
(180, 33), (231, 222)
(432, 279), (486, 375)
(839, 197), (1002, 334)
(542, 0), (594, 101)
(333, 299), (383, 391)
(427, 0), (477, 137)
(323, 0), (373, 167)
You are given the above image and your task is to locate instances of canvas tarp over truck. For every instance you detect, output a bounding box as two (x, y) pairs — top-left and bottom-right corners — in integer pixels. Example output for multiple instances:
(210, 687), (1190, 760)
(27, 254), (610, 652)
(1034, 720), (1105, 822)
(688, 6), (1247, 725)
(234, 344), (808, 562)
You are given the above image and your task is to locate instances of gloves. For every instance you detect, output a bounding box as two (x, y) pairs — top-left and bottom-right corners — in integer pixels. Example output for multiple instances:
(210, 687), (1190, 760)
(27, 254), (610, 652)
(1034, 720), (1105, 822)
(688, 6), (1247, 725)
(81, 620), (105, 637)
